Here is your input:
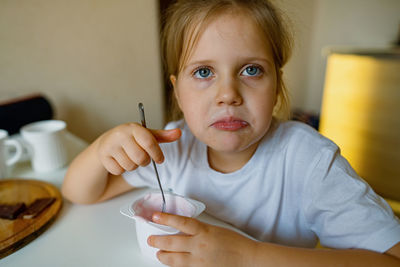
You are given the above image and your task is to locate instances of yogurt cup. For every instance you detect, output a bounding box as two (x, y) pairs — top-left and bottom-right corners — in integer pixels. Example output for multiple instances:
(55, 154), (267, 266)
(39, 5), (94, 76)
(120, 191), (206, 266)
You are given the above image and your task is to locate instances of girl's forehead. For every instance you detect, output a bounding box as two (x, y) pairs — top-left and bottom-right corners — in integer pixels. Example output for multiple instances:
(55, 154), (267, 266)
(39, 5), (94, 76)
(180, 11), (273, 69)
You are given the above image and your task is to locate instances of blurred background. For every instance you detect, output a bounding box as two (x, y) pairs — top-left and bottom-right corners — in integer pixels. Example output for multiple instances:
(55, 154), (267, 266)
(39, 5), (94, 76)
(0, 0), (164, 141)
(0, 0), (398, 141)
(1, 0), (399, 204)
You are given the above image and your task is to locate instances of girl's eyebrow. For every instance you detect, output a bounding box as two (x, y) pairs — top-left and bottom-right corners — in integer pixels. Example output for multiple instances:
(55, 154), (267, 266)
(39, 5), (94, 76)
(184, 60), (216, 70)
(243, 57), (274, 68)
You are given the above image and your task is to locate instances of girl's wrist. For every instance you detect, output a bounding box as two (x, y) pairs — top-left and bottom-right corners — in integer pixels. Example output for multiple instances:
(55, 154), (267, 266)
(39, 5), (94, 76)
(250, 240), (286, 267)
(240, 238), (263, 267)
(90, 136), (110, 174)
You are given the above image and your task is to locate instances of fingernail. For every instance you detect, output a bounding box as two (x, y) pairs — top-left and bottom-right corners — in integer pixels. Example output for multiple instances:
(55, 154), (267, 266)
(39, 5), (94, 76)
(152, 212), (161, 222)
(147, 236), (153, 246)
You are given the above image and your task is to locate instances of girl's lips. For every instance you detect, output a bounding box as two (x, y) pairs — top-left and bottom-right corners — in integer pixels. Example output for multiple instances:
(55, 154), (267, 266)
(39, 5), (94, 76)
(211, 118), (249, 131)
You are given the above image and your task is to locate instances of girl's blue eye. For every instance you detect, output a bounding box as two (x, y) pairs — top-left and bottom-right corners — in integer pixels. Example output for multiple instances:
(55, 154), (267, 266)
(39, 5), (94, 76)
(194, 67), (212, 79)
(242, 66), (261, 76)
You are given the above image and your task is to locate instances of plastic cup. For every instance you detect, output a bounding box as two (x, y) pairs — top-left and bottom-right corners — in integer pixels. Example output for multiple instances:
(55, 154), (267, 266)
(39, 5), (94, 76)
(120, 191), (205, 266)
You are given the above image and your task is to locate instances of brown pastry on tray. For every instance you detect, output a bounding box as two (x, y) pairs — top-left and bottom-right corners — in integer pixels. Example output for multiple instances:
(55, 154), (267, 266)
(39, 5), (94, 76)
(20, 198), (56, 219)
(0, 203), (26, 220)
(0, 197), (56, 220)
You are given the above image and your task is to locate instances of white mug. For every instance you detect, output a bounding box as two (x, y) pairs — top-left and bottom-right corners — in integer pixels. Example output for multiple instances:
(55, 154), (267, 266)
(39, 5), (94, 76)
(20, 120), (68, 172)
(0, 129), (23, 178)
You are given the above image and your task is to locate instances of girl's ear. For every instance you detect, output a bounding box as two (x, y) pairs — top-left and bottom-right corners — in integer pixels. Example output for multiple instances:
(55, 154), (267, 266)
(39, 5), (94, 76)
(170, 74), (177, 88)
(170, 75), (182, 109)
(275, 69), (283, 106)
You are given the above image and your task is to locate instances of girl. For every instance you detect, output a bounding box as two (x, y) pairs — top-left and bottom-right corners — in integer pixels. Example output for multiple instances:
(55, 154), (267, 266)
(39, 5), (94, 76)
(62, 0), (400, 266)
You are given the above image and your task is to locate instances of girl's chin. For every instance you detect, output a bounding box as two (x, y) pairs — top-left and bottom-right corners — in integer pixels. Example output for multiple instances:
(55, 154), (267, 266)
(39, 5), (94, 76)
(207, 136), (253, 153)
(194, 127), (260, 153)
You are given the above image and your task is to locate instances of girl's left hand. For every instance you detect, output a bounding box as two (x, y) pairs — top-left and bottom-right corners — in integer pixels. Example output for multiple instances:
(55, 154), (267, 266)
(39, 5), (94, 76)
(147, 212), (258, 267)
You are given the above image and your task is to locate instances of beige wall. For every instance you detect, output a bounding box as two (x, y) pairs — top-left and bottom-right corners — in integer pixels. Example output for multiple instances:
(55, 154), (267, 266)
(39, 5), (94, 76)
(271, 0), (317, 111)
(0, 0), (164, 142)
(274, 0), (400, 113)
(1, 0), (399, 142)
(305, 0), (400, 113)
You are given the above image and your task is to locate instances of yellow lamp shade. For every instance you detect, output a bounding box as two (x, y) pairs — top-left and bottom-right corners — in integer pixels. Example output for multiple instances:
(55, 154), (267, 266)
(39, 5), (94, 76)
(319, 51), (400, 201)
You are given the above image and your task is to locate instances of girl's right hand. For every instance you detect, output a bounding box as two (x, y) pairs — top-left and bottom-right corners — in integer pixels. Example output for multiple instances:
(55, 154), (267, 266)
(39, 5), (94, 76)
(96, 123), (181, 175)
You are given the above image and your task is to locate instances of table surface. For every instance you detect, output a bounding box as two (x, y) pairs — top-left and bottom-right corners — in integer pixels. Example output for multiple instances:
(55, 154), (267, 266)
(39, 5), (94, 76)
(1, 132), (244, 266)
(4, 132), (399, 266)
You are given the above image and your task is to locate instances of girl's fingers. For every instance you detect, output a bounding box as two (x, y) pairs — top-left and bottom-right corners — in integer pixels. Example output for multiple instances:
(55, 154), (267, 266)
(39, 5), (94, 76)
(98, 124), (182, 171)
(112, 147), (139, 171)
(102, 156), (124, 175)
(150, 128), (182, 143)
(152, 212), (203, 235)
(121, 138), (151, 167)
(133, 127), (165, 163)
(148, 234), (192, 252)
(156, 251), (191, 267)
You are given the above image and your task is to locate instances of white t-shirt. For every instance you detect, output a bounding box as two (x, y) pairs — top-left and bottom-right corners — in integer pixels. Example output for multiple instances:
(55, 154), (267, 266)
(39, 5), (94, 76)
(123, 119), (400, 253)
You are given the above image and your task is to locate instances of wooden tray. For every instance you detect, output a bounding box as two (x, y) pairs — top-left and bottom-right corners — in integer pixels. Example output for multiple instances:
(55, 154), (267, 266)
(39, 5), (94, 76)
(0, 179), (62, 258)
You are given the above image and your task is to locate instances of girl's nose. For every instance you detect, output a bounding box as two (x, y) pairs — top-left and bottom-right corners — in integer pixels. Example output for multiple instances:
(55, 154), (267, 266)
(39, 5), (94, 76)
(215, 78), (243, 106)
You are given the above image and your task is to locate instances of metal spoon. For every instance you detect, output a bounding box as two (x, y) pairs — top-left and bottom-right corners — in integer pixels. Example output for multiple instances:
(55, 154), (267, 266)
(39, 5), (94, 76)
(138, 103), (166, 213)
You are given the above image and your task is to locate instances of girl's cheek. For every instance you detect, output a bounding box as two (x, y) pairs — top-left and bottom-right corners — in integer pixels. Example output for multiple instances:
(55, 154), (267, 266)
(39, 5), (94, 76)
(194, 79), (214, 90)
(241, 76), (275, 91)
(241, 78), (262, 89)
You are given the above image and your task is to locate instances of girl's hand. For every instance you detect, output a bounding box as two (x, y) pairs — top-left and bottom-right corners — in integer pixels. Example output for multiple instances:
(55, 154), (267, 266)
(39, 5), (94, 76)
(96, 123), (181, 175)
(148, 212), (258, 267)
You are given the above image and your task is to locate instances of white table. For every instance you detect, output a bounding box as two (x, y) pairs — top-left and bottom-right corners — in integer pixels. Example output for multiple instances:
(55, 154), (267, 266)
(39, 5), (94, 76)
(2, 132), (244, 266)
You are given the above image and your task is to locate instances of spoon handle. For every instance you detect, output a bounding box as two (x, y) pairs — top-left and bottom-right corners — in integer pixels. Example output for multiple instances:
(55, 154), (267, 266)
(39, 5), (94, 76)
(138, 103), (166, 212)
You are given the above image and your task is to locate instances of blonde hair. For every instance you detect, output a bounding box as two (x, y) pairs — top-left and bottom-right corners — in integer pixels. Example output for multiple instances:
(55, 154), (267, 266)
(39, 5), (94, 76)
(161, 0), (293, 121)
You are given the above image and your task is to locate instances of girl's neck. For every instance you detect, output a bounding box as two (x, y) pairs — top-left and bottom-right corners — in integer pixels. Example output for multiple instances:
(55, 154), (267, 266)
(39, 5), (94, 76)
(207, 141), (260, 173)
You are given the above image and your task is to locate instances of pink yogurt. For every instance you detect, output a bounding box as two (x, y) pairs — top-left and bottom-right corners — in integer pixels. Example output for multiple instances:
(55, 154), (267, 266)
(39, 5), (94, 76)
(121, 192), (206, 266)
(132, 192), (196, 221)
